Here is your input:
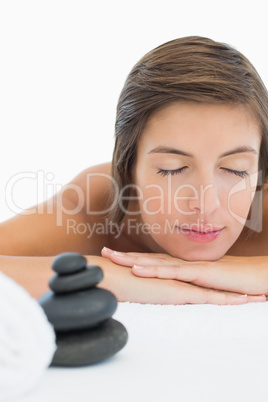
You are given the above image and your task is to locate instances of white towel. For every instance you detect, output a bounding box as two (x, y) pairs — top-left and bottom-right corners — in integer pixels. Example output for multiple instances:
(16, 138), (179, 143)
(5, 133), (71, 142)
(0, 272), (56, 401)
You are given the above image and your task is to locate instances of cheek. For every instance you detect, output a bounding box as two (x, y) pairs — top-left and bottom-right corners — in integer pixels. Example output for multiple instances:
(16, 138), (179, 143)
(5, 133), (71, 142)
(138, 187), (198, 224)
(226, 178), (256, 223)
(138, 185), (167, 216)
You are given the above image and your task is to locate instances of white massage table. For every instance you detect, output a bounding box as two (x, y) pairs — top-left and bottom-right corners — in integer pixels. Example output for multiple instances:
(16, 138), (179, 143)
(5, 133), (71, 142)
(18, 301), (268, 402)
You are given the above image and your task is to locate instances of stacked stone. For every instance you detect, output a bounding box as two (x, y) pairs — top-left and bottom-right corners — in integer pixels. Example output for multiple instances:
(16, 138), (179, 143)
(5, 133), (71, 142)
(39, 252), (128, 366)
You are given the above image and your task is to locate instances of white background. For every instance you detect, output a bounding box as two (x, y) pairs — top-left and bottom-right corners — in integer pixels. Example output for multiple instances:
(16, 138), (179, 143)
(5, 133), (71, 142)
(0, 0), (267, 222)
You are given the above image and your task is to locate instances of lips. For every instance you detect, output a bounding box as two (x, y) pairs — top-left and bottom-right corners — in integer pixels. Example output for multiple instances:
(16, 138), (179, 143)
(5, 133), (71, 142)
(175, 225), (224, 243)
(180, 228), (223, 234)
(179, 224), (224, 234)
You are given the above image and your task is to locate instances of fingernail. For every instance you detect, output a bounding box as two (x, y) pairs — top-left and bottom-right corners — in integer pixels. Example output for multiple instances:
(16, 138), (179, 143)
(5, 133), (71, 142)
(102, 247), (113, 255)
(114, 251), (126, 257)
(133, 265), (144, 270)
(236, 294), (247, 298)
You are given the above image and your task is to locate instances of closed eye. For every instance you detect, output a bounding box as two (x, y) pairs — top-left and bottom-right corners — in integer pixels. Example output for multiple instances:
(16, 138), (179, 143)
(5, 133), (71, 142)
(157, 166), (188, 176)
(221, 168), (249, 178)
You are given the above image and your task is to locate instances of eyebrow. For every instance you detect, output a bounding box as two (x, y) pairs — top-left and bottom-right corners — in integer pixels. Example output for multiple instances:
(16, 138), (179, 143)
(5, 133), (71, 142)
(148, 145), (258, 158)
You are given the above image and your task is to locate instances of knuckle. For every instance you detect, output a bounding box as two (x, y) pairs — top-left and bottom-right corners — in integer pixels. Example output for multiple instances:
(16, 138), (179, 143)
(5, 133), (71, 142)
(221, 293), (229, 305)
(203, 289), (227, 305)
(153, 253), (175, 264)
(170, 265), (182, 279)
(156, 256), (169, 264)
(202, 290), (210, 304)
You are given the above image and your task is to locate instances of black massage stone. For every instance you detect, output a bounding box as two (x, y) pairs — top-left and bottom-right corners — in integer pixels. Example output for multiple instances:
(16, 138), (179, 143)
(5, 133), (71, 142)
(51, 318), (128, 367)
(39, 288), (117, 331)
(49, 265), (103, 294)
(52, 252), (87, 275)
(39, 252), (128, 366)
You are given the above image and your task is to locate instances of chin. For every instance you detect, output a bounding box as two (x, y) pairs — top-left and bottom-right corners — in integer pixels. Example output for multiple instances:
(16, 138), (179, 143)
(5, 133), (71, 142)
(167, 245), (228, 262)
(152, 234), (233, 262)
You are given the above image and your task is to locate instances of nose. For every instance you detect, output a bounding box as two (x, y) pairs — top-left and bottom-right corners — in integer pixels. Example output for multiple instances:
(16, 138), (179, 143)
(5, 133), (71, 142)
(188, 182), (220, 216)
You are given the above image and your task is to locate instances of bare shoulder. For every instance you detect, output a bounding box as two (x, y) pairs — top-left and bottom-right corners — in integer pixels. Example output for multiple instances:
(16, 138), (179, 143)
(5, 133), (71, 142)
(70, 162), (112, 187)
(0, 162), (114, 256)
(66, 162), (113, 214)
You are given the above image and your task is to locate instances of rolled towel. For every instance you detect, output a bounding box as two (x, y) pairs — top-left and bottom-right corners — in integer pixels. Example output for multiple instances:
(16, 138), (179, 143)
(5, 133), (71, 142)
(0, 272), (56, 401)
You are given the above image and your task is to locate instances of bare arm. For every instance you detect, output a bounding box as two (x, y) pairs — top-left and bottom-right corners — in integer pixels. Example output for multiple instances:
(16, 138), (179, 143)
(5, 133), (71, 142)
(0, 255), (113, 299)
(1, 250), (264, 305)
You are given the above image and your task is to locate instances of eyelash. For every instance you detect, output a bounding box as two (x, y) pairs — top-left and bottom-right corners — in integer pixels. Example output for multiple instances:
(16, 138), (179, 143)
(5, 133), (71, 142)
(157, 167), (188, 176)
(221, 168), (249, 178)
(157, 167), (249, 178)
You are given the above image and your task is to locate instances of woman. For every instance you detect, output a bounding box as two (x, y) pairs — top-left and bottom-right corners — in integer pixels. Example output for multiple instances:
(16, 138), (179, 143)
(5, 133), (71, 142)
(1, 36), (268, 304)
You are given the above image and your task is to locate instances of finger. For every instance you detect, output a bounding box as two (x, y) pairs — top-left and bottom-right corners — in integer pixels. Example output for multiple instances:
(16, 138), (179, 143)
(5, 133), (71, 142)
(246, 295), (267, 303)
(101, 247), (135, 267)
(196, 290), (266, 305)
(101, 247), (114, 258)
(161, 280), (266, 305)
(175, 259), (268, 295)
(132, 263), (197, 280)
(102, 247), (179, 267)
(132, 264), (267, 300)
(156, 280), (253, 305)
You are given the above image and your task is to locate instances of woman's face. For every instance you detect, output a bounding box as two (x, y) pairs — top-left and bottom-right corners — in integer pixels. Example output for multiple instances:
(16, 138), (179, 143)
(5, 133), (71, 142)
(134, 103), (261, 261)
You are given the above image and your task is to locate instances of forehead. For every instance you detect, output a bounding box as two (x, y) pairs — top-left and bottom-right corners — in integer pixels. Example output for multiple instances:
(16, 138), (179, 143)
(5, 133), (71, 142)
(139, 102), (261, 152)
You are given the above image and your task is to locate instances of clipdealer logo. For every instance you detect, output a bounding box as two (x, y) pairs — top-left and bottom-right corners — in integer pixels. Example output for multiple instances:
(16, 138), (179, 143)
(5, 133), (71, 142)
(4, 170), (263, 231)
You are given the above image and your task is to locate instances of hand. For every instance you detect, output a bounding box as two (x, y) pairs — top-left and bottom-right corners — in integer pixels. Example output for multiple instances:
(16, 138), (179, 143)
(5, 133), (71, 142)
(101, 248), (267, 304)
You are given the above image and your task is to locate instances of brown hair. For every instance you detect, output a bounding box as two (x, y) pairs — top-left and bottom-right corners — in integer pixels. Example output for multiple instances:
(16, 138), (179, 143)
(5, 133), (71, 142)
(111, 36), (268, 224)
